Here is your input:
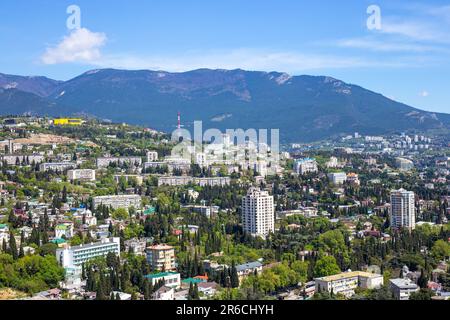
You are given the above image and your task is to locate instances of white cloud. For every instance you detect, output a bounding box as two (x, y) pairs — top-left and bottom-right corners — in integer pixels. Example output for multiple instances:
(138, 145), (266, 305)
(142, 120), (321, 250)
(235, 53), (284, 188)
(419, 90), (429, 97)
(41, 28), (107, 65)
(336, 37), (448, 53)
(90, 49), (408, 73)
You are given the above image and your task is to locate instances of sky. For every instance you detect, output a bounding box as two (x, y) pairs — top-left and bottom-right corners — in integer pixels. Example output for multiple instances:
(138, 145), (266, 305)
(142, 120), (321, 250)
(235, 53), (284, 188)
(0, 0), (449, 113)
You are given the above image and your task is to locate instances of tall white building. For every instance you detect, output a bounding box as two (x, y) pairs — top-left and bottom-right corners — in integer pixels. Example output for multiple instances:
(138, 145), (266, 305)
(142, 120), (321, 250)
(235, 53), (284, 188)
(390, 189), (415, 231)
(241, 188), (274, 237)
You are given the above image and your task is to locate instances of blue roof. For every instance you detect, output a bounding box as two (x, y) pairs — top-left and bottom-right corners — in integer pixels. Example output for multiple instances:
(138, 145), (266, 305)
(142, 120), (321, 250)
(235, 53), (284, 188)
(236, 261), (263, 272)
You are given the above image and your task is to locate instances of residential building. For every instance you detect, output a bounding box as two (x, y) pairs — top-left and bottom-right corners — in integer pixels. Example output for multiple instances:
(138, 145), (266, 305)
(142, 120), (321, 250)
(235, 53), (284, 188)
(390, 189), (416, 231)
(1, 154), (45, 165)
(144, 272), (181, 289)
(294, 158), (318, 175)
(241, 187), (274, 237)
(55, 237), (120, 268)
(396, 157), (414, 171)
(96, 157), (142, 168)
(157, 176), (231, 187)
(146, 151), (159, 162)
(328, 172), (347, 185)
(389, 278), (419, 300)
(315, 271), (384, 298)
(92, 194), (142, 210)
(236, 261), (263, 284)
(39, 162), (76, 172)
(146, 244), (176, 271)
(67, 169), (96, 181)
(153, 286), (174, 300)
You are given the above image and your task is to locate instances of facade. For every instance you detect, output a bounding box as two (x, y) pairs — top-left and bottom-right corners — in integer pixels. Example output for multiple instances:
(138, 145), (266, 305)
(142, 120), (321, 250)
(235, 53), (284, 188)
(157, 176), (231, 187)
(39, 162), (76, 172)
(346, 173), (360, 186)
(236, 261), (263, 284)
(146, 151), (159, 162)
(328, 172), (347, 185)
(396, 157), (414, 171)
(315, 271), (384, 298)
(67, 169), (96, 181)
(241, 188), (274, 237)
(146, 244), (176, 271)
(389, 278), (419, 300)
(55, 237), (120, 268)
(1, 154), (45, 165)
(92, 194), (142, 210)
(55, 223), (74, 239)
(390, 189), (416, 231)
(144, 272), (181, 289)
(96, 157), (142, 168)
(294, 158), (318, 175)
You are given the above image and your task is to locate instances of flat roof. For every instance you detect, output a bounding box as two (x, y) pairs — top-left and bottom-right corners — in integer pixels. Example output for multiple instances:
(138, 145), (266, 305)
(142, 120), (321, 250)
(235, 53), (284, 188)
(315, 271), (382, 282)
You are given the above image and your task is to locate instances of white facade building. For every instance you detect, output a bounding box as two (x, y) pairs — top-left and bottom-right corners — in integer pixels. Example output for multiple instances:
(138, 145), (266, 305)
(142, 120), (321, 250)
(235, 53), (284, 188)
(92, 194), (142, 210)
(67, 169), (96, 181)
(390, 189), (415, 231)
(294, 158), (318, 175)
(56, 237), (120, 268)
(146, 151), (159, 162)
(315, 271), (384, 298)
(241, 188), (274, 237)
(328, 172), (347, 185)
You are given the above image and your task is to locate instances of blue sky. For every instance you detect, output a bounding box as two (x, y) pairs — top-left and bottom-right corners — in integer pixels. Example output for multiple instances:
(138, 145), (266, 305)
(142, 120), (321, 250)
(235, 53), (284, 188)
(0, 0), (449, 113)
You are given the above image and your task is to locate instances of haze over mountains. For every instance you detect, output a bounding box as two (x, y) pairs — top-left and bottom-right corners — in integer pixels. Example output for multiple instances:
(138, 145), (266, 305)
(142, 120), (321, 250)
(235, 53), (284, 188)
(1, 68), (449, 143)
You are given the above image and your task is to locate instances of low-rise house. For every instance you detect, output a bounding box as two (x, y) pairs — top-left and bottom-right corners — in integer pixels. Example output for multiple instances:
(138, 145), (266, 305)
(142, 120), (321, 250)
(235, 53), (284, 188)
(315, 271), (384, 298)
(389, 278), (419, 300)
(236, 261), (263, 284)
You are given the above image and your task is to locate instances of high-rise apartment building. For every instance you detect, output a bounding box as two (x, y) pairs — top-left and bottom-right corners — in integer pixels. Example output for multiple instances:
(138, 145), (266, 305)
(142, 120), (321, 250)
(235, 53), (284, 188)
(241, 188), (274, 237)
(390, 189), (415, 230)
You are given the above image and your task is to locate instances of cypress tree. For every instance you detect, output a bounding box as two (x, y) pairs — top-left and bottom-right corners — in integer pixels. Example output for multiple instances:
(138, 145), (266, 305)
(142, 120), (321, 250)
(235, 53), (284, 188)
(9, 231), (18, 260)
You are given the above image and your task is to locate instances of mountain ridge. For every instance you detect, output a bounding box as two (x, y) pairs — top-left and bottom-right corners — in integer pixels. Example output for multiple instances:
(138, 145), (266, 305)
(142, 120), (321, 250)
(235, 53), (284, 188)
(0, 68), (449, 143)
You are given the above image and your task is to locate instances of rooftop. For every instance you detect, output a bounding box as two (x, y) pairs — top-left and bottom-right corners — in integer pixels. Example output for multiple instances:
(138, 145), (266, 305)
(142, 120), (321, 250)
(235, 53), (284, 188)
(315, 271), (382, 282)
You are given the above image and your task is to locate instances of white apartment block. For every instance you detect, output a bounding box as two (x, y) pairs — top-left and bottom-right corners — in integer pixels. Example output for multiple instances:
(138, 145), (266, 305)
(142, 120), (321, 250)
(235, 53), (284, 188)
(96, 157), (142, 168)
(389, 278), (419, 300)
(39, 162), (76, 172)
(146, 151), (159, 162)
(92, 194), (142, 210)
(315, 271), (384, 298)
(145, 272), (181, 289)
(157, 176), (231, 187)
(328, 172), (347, 185)
(67, 169), (96, 181)
(294, 158), (318, 175)
(56, 237), (120, 268)
(390, 189), (416, 231)
(1, 154), (45, 165)
(146, 244), (176, 271)
(241, 187), (274, 237)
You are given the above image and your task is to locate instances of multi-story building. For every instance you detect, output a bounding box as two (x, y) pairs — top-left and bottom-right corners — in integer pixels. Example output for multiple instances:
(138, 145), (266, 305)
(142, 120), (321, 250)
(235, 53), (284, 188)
(294, 158), (318, 175)
(55, 237), (120, 268)
(92, 194), (142, 210)
(55, 223), (74, 239)
(146, 244), (176, 271)
(390, 189), (415, 231)
(144, 272), (181, 289)
(1, 154), (45, 165)
(146, 151), (159, 162)
(315, 271), (384, 298)
(389, 278), (419, 300)
(328, 172), (347, 185)
(236, 261), (263, 284)
(96, 157), (142, 168)
(396, 157), (414, 171)
(346, 173), (360, 186)
(67, 169), (96, 181)
(39, 162), (76, 172)
(157, 176), (231, 187)
(241, 187), (274, 237)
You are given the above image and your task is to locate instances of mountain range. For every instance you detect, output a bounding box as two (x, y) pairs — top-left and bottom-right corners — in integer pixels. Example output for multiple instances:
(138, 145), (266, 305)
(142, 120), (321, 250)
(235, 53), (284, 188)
(1, 68), (449, 143)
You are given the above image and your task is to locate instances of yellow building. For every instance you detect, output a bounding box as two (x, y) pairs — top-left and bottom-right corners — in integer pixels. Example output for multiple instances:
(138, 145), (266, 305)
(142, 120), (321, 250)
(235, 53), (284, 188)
(53, 118), (83, 126)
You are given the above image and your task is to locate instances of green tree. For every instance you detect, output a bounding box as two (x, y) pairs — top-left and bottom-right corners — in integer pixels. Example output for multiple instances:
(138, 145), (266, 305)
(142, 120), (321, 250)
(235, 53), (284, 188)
(313, 256), (341, 278)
